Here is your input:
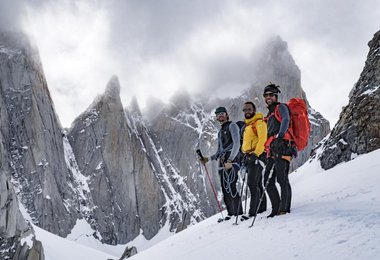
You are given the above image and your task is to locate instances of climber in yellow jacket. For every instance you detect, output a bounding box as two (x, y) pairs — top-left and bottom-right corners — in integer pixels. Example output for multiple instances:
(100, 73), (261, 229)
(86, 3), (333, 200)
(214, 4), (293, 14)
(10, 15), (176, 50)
(240, 101), (268, 221)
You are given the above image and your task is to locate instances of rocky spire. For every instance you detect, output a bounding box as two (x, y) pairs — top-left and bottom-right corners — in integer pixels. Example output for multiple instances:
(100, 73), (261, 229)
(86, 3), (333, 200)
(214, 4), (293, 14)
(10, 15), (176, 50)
(129, 95), (142, 116)
(68, 76), (140, 244)
(0, 31), (80, 237)
(250, 35), (306, 103)
(68, 76), (169, 243)
(104, 75), (121, 100)
(320, 30), (380, 170)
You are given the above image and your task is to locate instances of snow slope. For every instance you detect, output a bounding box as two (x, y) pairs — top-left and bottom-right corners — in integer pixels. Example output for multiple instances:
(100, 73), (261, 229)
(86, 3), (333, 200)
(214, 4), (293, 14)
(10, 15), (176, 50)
(19, 205), (118, 260)
(128, 149), (380, 260)
(22, 148), (380, 260)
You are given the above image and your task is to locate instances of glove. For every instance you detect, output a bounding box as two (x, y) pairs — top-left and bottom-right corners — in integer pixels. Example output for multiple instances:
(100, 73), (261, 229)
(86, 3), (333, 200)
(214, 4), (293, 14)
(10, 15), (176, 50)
(224, 160), (233, 170)
(250, 153), (258, 161)
(259, 153), (267, 164)
(244, 153), (258, 166)
(200, 156), (209, 164)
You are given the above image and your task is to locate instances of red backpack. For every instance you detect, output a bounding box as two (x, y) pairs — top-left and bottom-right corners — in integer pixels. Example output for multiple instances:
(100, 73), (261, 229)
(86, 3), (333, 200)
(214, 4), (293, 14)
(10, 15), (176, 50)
(274, 98), (311, 151)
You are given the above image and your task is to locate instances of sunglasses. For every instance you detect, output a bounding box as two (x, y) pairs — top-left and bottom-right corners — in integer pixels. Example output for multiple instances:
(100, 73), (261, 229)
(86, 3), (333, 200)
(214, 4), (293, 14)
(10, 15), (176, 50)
(242, 108), (253, 112)
(263, 92), (276, 97)
(215, 112), (226, 116)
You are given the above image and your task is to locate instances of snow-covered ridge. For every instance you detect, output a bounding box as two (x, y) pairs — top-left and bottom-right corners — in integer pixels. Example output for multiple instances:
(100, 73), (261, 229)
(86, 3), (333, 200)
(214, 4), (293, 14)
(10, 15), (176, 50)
(169, 103), (217, 137)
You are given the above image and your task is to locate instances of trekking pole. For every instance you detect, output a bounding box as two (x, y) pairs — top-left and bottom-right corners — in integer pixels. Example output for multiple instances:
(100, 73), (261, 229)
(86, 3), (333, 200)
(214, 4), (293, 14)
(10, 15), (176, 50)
(233, 166), (247, 225)
(249, 164), (273, 228)
(196, 149), (225, 222)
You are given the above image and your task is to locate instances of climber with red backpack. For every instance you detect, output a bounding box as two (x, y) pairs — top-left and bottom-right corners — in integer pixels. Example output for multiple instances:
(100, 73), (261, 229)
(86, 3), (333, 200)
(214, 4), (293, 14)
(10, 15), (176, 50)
(263, 83), (310, 218)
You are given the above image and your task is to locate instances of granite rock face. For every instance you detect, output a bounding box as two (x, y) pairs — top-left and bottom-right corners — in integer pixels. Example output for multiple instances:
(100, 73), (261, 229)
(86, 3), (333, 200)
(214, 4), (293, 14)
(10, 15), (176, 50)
(68, 78), (205, 244)
(126, 96), (204, 236)
(320, 30), (380, 170)
(0, 32), (80, 237)
(68, 77), (141, 244)
(0, 71), (44, 259)
(0, 164), (44, 260)
(145, 91), (218, 220)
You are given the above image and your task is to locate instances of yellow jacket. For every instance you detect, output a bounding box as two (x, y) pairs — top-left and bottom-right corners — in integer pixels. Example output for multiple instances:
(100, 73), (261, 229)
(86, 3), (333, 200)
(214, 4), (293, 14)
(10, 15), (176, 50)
(242, 112), (267, 156)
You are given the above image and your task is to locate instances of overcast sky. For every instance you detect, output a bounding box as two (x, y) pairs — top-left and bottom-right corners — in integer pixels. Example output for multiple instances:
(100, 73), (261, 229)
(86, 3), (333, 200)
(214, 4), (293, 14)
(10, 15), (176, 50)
(2, 0), (380, 127)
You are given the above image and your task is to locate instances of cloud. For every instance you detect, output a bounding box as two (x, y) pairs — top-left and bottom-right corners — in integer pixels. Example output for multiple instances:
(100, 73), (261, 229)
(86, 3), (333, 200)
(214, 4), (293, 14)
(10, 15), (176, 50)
(23, 0), (114, 127)
(0, 0), (26, 32)
(14, 0), (380, 127)
(105, 0), (227, 57)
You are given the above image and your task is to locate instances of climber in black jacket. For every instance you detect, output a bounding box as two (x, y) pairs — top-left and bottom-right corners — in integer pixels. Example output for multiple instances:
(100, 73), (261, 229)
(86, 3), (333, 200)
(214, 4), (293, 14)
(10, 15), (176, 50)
(199, 106), (243, 220)
(263, 84), (293, 217)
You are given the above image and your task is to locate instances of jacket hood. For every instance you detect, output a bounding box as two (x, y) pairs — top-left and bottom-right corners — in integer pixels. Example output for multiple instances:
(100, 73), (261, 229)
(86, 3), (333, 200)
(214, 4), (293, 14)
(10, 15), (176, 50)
(244, 112), (264, 125)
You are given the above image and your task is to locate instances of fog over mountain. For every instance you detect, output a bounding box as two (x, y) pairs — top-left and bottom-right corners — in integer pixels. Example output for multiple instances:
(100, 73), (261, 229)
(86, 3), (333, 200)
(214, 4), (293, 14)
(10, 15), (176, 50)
(1, 0), (377, 126)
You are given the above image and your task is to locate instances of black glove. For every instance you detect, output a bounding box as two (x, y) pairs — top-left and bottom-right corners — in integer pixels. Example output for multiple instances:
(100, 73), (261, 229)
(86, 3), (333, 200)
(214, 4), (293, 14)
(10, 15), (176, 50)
(199, 156), (209, 164)
(245, 153), (258, 166)
(258, 153), (267, 164)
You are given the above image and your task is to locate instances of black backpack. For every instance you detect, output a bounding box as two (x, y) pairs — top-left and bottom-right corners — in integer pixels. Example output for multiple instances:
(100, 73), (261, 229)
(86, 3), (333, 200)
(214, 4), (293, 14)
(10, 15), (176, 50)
(235, 121), (245, 164)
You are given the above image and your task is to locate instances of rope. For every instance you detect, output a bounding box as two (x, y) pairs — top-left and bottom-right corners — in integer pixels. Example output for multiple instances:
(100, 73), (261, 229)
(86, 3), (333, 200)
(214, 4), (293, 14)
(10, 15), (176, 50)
(221, 165), (239, 198)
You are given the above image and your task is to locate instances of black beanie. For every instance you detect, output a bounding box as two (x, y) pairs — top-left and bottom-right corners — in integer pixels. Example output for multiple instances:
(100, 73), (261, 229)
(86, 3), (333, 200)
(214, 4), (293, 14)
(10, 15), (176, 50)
(215, 106), (227, 114)
(263, 83), (281, 95)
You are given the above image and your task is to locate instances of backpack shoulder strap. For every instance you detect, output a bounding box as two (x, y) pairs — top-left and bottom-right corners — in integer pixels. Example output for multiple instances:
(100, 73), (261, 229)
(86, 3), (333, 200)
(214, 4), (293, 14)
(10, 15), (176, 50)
(251, 118), (264, 135)
(274, 103), (289, 122)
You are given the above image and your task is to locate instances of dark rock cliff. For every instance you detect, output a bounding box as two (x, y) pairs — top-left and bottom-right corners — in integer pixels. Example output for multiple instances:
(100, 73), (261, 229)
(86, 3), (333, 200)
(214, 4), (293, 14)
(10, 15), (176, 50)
(320, 30), (380, 170)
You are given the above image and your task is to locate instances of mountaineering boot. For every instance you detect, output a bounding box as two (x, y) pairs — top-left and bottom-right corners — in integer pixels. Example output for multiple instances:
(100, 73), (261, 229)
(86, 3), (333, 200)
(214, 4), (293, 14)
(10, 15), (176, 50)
(240, 215), (250, 221)
(224, 215), (232, 221)
(267, 210), (278, 218)
(277, 211), (287, 216)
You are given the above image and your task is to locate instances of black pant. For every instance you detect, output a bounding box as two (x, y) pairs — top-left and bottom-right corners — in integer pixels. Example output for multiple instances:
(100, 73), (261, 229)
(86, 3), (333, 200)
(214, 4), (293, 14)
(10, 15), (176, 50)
(219, 164), (243, 216)
(245, 155), (267, 216)
(264, 157), (291, 214)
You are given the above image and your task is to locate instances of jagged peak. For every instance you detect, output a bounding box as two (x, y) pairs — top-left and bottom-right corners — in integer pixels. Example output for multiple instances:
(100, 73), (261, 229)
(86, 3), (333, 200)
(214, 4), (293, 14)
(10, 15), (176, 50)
(260, 35), (297, 69)
(350, 29), (380, 97)
(104, 75), (121, 99)
(129, 96), (142, 116)
(68, 76), (123, 130)
(143, 96), (166, 122)
(0, 31), (30, 50)
(249, 35), (303, 102)
(169, 88), (192, 108)
(0, 31), (43, 74)
(266, 35), (287, 51)
(368, 30), (380, 49)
